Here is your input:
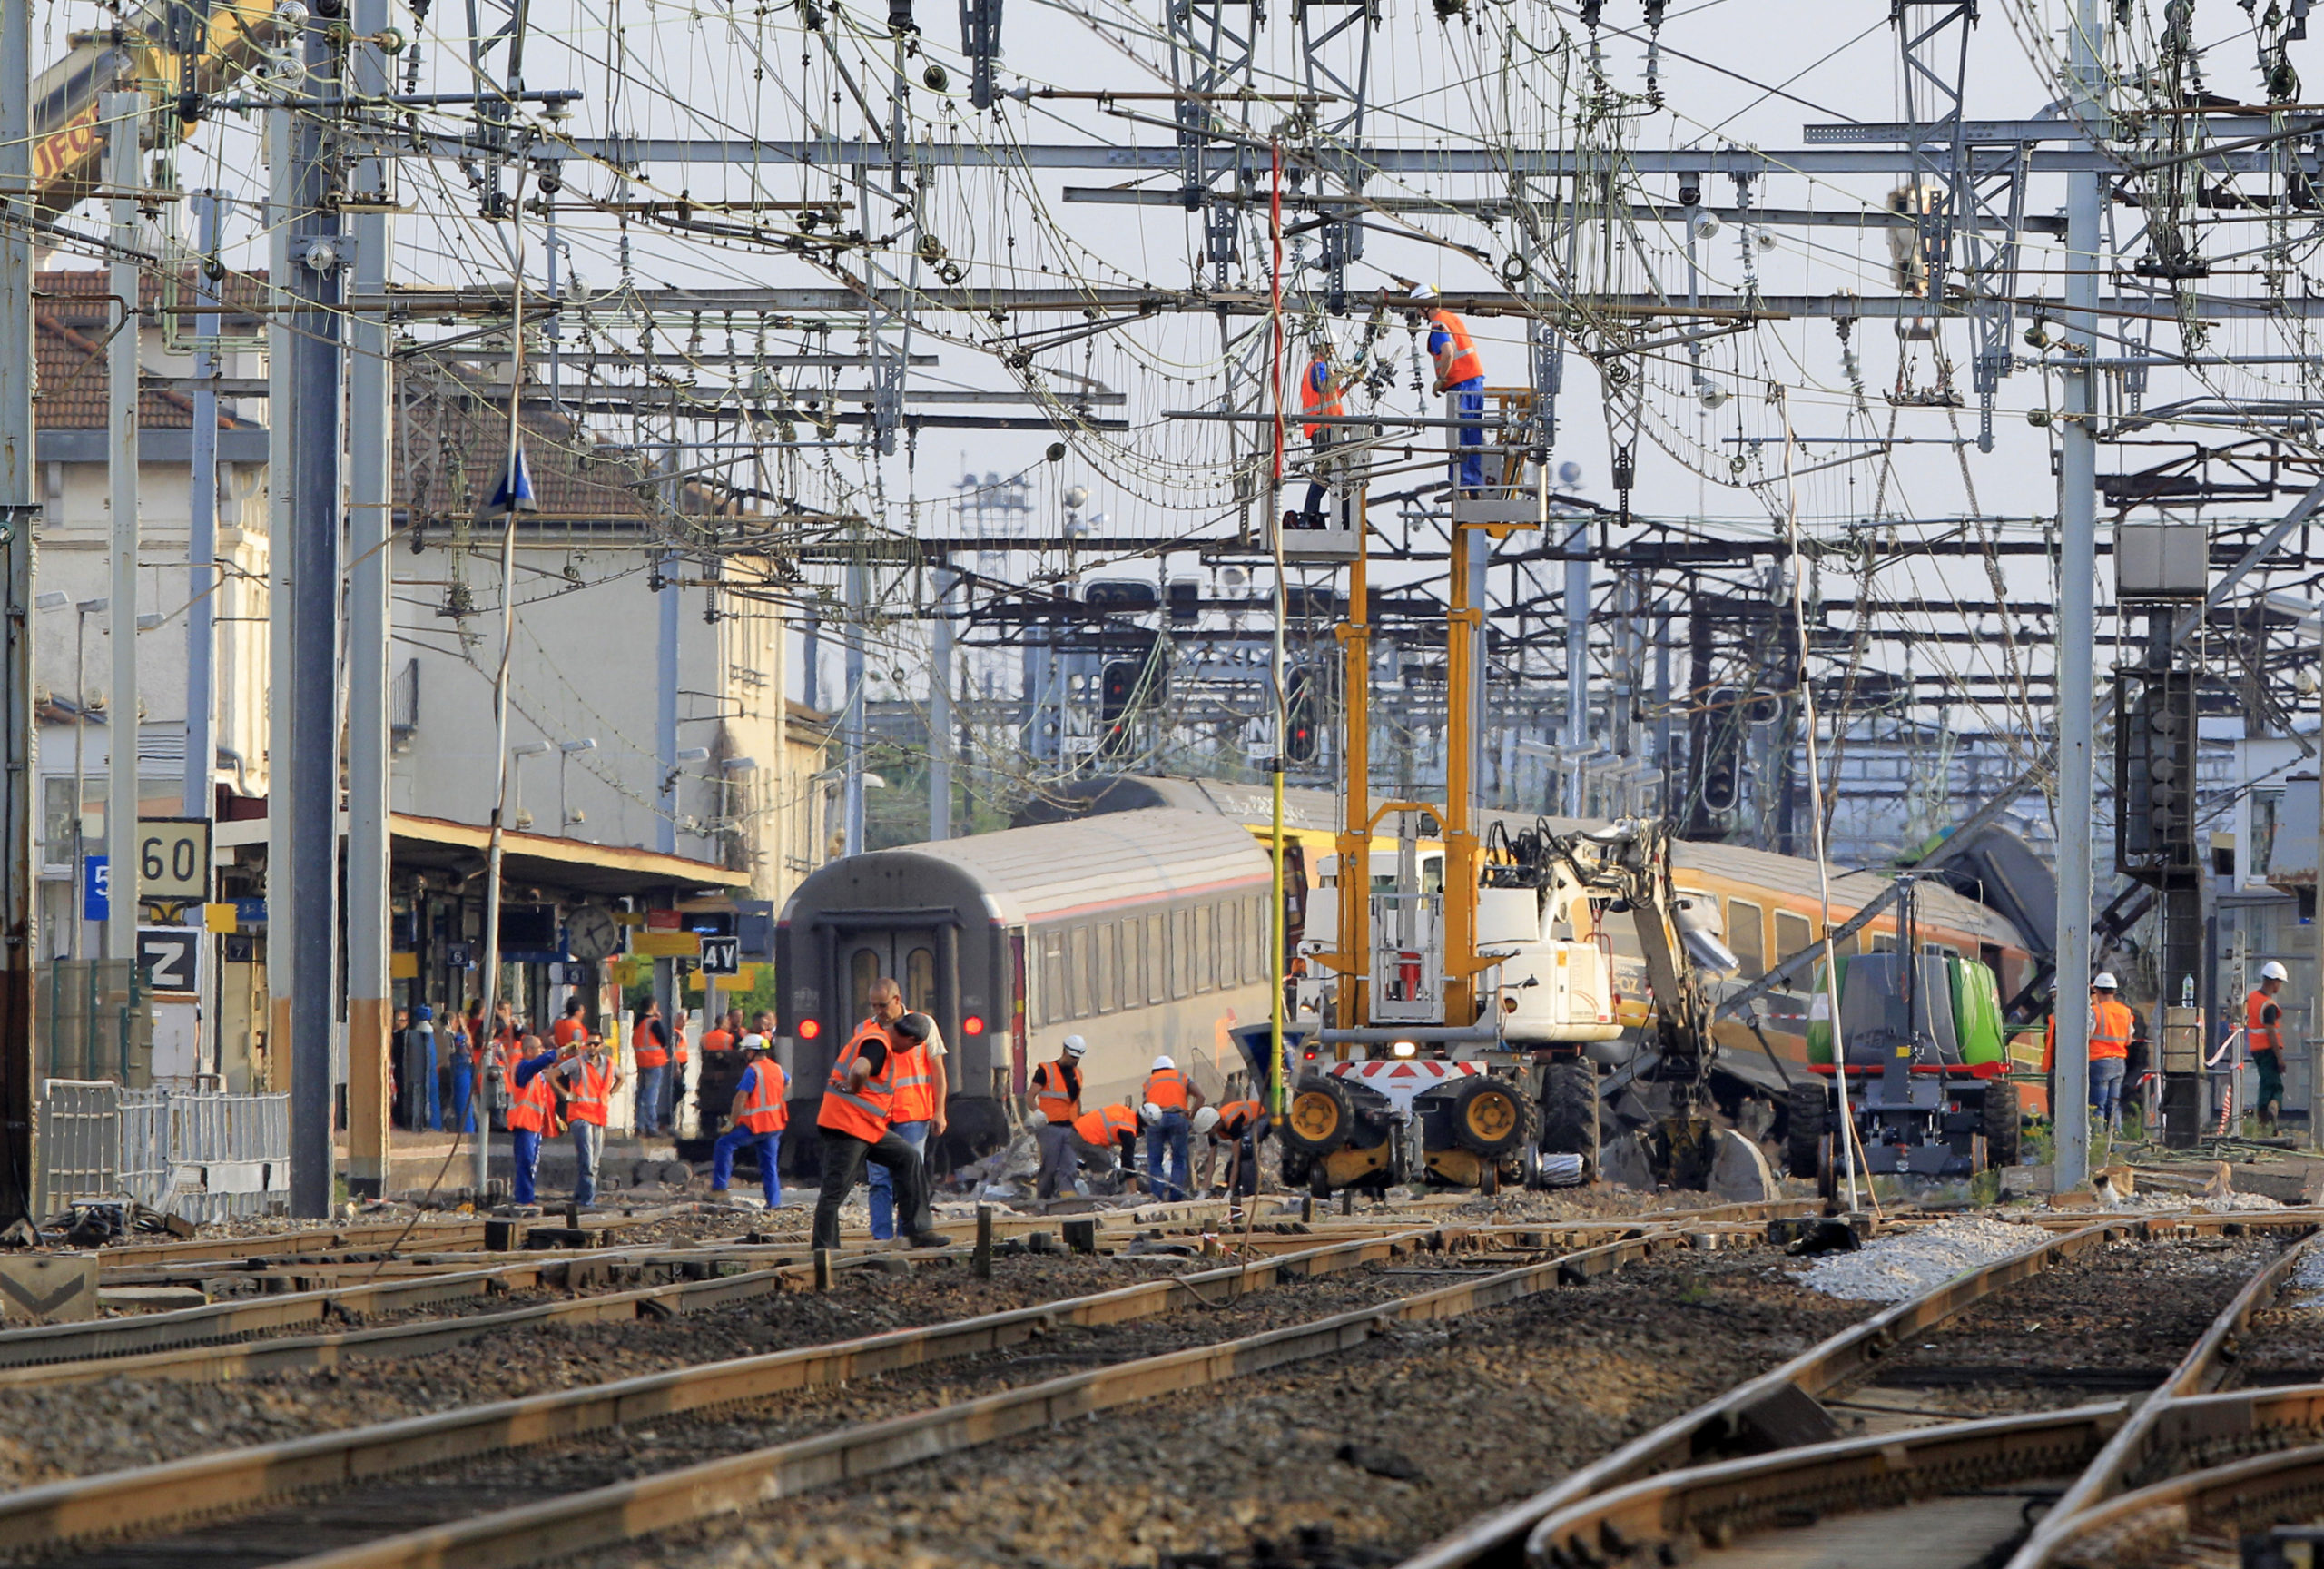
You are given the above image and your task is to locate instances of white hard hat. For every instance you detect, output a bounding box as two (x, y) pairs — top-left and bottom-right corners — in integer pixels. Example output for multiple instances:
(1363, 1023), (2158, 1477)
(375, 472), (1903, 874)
(1025, 1110), (1049, 1129)
(2092, 972), (2119, 991)
(1151, 1054), (1175, 1072)
(1192, 1107), (1220, 1136)
(1140, 1100), (1165, 1126)
(740, 1033), (768, 1051)
(1410, 282), (1439, 302)
(2261, 960), (2290, 982)
(1062, 1035), (1088, 1058)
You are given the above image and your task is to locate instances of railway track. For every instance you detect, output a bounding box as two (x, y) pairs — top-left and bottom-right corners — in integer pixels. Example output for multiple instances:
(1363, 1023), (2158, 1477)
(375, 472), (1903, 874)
(1432, 1217), (2324, 1569)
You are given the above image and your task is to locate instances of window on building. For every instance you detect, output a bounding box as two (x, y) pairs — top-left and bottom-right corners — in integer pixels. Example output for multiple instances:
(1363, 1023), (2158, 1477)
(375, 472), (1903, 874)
(2254, 789), (2285, 878)
(1727, 899), (1765, 979)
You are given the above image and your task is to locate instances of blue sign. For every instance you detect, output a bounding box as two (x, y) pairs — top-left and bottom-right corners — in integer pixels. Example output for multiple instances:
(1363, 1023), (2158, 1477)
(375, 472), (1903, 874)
(83, 857), (107, 922)
(234, 898), (267, 928)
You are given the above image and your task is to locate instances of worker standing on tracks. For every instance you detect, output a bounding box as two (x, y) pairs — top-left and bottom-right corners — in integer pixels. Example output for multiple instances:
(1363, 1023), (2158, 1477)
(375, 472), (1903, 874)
(557, 1031), (622, 1207)
(631, 1001), (671, 1138)
(2088, 972), (2135, 1134)
(1411, 283), (1487, 496)
(812, 1010), (947, 1252)
(867, 980), (950, 1239)
(2248, 960), (2291, 1131)
(506, 1034), (560, 1209)
(1141, 1055), (1205, 1202)
(710, 1037), (788, 1208)
(1068, 1102), (1143, 1189)
(1025, 1035), (1088, 1200)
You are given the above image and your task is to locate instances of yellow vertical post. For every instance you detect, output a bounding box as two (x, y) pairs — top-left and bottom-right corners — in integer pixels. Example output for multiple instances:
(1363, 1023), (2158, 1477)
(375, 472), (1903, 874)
(1335, 538), (1369, 1039)
(1443, 518), (1479, 1027)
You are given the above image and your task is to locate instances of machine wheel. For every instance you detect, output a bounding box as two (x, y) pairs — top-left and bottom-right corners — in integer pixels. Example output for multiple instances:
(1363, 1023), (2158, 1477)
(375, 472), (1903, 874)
(1448, 1076), (1536, 1158)
(1283, 1075), (1356, 1158)
(1538, 1062), (1599, 1166)
(1981, 1079), (2023, 1169)
(1786, 1081), (1829, 1180)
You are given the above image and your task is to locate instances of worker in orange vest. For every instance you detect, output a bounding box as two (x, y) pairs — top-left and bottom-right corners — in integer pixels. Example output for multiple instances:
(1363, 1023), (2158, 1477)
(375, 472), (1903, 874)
(2248, 960), (2291, 1130)
(710, 1038), (788, 1208)
(2086, 972), (2135, 1131)
(556, 1032), (623, 1206)
(1025, 1034), (1088, 1200)
(1411, 283), (1487, 494)
(1141, 1054), (1206, 1202)
(869, 981), (950, 1240)
(551, 997), (587, 1050)
(1201, 1096), (1270, 1210)
(812, 1011), (946, 1251)
(1285, 330), (1347, 533)
(505, 1034), (561, 1208)
(1068, 1102), (1142, 1189)
(631, 1000), (673, 1137)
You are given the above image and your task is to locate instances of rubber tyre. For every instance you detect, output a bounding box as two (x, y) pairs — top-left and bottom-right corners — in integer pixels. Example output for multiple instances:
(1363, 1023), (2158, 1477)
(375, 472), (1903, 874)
(1283, 1075), (1356, 1158)
(1448, 1075), (1537, 1159)
(1981, 1078), (2022, 1169)
(1538, 1063), (1599, 1163)
(1786, 1081), (1829, 1180)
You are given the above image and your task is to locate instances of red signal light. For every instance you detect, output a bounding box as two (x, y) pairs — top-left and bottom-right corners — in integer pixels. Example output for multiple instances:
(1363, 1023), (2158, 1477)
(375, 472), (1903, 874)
(962, 1014), (986, 1036)
(798, 1019), (821, 1040)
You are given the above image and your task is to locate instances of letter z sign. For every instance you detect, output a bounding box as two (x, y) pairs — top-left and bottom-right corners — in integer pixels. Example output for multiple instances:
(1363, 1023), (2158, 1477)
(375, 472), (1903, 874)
(136, 927), (203, 995)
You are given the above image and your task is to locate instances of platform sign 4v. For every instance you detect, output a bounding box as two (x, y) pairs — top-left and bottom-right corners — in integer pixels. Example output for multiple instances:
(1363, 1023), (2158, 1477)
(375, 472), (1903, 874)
(700, 935), (741, 977)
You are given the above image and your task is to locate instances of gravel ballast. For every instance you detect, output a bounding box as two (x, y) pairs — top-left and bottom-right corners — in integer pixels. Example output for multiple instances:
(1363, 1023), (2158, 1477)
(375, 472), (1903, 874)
(1795, 1215), (2045, 1302)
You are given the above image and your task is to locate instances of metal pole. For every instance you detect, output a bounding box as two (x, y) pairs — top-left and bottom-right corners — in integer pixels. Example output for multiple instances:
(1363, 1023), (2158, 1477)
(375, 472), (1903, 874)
(284, 26), (345, 1217)
(655, 548), (679, 855)
(929, 567), (952, 841)
(186, 192), (222, 824)
(342, 0), (394, 1197)
(1, 0), (39, 1216)
(1564, 516), (1588, 816)
(265, 101), (295, 1104)
(842, 559), (865, 856)
(103, 92), (142, 972)
(2051, 0), (2103, 1193)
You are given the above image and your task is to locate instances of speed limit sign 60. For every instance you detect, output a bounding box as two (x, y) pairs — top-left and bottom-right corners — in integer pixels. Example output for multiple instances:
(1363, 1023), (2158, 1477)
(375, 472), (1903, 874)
(135, 819), (212, 903)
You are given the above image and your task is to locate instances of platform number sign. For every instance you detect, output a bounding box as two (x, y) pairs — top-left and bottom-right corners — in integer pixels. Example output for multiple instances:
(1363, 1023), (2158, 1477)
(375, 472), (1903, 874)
(135, 927), (203, 995)
(699, 935), (741, 977)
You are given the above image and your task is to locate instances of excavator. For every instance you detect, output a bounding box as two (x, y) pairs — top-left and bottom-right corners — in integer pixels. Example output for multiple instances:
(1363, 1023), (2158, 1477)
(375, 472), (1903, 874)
(31, 0), (276, 214)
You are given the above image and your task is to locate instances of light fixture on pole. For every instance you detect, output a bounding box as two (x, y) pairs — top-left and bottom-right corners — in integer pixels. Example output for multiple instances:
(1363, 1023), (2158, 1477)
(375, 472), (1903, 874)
(558, 736), (597, 831)
(511, 740), (550, 829)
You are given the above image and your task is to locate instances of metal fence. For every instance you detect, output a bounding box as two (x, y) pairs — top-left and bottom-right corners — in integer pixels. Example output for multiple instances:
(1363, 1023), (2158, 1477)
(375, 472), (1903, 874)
(38, 1081), (290, 1222)
(42, 961), (150, 1085)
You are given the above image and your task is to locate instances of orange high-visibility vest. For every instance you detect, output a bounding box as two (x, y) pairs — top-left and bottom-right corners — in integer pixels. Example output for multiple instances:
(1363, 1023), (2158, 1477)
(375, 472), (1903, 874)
(565, 1058), (613, 1126)
(1299, 358), (1344, 439)
(1031, 1060), (1081, 1123)
(552, 1017), (586, 1049)
(2090, 999), (2134, 1062)
(1429, 309), (1484, 384)
(889, 1037), (937, 1123)
(736, 1061), (789, 1132)
(701, 1028), (734, 1054)
(817, 1022), (900, 1142)
(634, 1020), (669, 1069)
(1214, 1099), (1265, 1138)
(507, 1059), (556, 1134)
(1073, 1104), (1138, 1147)
(2248, 989), (2285, 1057)
(1144, 1066), (1191, 1110)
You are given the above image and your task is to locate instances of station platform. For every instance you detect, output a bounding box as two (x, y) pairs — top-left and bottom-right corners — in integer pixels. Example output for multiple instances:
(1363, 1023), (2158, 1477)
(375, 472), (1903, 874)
(340, 1130), (698, 1203)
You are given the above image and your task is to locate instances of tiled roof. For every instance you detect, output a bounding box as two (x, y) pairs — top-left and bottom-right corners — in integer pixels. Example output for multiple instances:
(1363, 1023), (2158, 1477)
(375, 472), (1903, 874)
(393, 388), (659, 524)
(35, 268), (266, 432)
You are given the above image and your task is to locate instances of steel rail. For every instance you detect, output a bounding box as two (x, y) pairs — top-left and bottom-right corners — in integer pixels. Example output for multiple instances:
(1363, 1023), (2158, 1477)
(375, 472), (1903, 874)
(249, 1229), (1692, 1569)
(1393, 1218), (2140, 1569)
(2026, 1439), (2324, 1568)
(2002, 1231), (2321, 1569)
(0, 1224), (1477, 1554)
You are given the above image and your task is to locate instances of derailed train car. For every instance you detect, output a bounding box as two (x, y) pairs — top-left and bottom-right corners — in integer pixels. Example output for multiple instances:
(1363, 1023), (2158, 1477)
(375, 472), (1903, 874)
(775, 807), (1279, 1171)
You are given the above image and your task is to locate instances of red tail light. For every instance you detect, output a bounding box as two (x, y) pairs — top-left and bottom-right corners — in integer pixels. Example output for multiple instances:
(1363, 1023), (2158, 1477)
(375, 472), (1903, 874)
(798, 1019), (821, 1040)
(962, 1014), (986, 1036)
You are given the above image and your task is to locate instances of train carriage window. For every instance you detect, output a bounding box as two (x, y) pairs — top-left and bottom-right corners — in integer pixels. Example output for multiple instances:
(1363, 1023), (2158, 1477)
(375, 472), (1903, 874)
(1194, 904), (1216, 992)
(1247, 894), (1265, 982)
(1727, 900), (1765, 979)
(1148, 913), (1167, 1003)
(1095, 923), (1118, 1016)
(1067, 926), (1091, 1019)
(1221, 899), (1239, 986)
(1171, 909), (1191, 998)
(850, 949), (881, 1020)
(905, 947), (937, 1016)
(1039, 931), (1068, 1025)
(1120, 921), (1141, 1011)
(1774, 913), (1814, 971)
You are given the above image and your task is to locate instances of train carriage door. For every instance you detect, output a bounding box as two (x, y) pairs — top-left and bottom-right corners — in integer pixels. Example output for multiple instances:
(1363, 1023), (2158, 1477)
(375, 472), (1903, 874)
(842, 930), (942, 1022)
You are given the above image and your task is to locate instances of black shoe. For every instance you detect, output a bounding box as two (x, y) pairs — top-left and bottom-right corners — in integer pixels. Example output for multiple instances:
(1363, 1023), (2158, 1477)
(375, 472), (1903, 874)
(908, 1229), (950, 1249)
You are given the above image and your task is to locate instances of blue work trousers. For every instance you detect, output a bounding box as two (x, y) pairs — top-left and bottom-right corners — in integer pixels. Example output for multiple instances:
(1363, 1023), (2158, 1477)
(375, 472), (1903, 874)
(447, 1062), (475, 1133)
(1147, 1110), (1191, 1202)
(869, 1120), (929, 1239)
(712, 1126), (783, 1207)
(511, 1127), (543, 1206)
(2090, 1058), (2126, 1127)
(633, 1063), (667, 1136)
(1450, 378), (1485, 491)
(571, 1119), (604, 1206)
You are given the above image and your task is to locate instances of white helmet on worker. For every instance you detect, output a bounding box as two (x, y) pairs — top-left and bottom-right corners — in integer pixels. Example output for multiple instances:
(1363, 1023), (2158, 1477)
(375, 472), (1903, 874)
(1140, 1100), (1165, 1126)
(2260, 960), (2290, 982)
(2092, 972), (2120, 992)
(1192, 1107), (1221, 1136)
(1410, 282), (1439, 302)
(1151, 1054), (1175, 1071)
(1062, 1034), (1088, 1059)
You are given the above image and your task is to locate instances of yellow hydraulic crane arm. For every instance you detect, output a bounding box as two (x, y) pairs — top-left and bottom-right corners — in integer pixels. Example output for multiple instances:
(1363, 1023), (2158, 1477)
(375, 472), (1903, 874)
(30, 1), (278, 215)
